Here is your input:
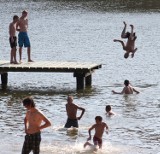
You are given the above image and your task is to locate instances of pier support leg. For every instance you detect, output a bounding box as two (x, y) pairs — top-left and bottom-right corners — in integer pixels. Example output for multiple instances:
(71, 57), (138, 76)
(1, 73), (8, 88)
(74, 72), (92, 90)
(76, 76), (84, 90)
(85, 75), (92, 87)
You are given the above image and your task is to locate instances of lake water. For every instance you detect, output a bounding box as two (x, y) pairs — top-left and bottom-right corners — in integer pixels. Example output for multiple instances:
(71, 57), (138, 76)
(0, 0), (160, 153)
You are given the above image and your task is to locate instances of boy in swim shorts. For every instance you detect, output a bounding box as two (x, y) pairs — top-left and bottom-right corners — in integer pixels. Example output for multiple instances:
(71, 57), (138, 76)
(84, 116), (109, 151)
(9, 15), (19, 64)
(16, 10), (33, 63)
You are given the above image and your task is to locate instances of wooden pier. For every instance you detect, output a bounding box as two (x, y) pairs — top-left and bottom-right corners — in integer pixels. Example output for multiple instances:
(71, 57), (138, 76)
(0, 61), (102, 90)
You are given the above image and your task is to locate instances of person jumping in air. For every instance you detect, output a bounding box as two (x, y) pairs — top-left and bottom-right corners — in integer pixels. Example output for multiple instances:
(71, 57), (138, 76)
(113, 22), (137, 58)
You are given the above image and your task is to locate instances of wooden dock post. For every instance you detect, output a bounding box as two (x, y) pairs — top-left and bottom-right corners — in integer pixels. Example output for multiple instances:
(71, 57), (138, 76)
(74, 73), (85, 90)
(85, 75), (92, 87)
(74, 72), (92, 90)
(1, 73), (8, 88)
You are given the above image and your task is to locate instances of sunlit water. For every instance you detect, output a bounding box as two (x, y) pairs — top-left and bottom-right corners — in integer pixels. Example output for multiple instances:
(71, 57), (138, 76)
(0, 0), (160, 153)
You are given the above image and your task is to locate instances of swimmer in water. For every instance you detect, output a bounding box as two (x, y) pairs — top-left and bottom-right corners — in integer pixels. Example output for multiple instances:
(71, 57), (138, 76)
(112, 80), (140, 94)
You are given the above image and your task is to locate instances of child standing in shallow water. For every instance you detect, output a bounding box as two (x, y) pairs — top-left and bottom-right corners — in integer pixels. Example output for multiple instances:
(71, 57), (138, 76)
(84, 116), (109, 151)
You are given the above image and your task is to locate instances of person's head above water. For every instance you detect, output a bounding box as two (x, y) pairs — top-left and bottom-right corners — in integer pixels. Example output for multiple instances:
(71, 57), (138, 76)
(105, 105), (111, 113)
(124, 80), (130, 86)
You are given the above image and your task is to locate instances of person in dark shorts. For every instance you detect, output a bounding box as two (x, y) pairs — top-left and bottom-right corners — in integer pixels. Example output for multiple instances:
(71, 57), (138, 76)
(22, 132), (41, 154)
(9, 15), (19, 64)
(64, 95), (85, 128)
(84, 116), (109, 151)
(22, 97), (51, 154)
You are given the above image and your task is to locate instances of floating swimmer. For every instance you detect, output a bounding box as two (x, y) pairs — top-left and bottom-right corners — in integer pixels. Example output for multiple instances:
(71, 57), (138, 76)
(113, 22), (137, 58)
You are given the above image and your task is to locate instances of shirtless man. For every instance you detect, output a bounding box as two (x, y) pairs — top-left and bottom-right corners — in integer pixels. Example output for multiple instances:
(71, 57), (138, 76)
(112, 80), (140, 94)
(9, 15), (19, 64)
(113, 22), (137, 58)
(22, 97), (51, 154)
(64, 95), (85, 128)
(84, 116), (109, 151)
(16, 10), (33, 62)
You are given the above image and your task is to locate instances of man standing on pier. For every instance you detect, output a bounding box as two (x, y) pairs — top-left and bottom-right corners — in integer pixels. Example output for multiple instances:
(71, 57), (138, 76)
(22, 97), (51, 154)
(64, 95), (85, 128)
(16, 10), (33, 63)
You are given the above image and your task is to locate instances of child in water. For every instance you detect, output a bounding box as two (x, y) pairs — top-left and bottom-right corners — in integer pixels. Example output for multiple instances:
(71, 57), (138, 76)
(84, 116), (109, 152)
(105, 105), (115, 116)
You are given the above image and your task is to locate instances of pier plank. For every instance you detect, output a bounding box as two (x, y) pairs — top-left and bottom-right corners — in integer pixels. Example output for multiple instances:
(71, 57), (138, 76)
(0, 61), (102, 89)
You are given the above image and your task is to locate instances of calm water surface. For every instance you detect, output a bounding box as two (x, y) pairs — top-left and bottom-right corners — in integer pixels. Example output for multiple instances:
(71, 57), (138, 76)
(0, 0), (160, 153)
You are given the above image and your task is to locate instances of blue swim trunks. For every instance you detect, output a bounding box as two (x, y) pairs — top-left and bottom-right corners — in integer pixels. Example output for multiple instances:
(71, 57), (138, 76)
(18, 32), (31, 47)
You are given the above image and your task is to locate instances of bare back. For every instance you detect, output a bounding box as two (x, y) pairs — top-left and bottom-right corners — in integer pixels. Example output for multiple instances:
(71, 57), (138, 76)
(66, 103), (78, 119)
(123, 86), (134, 94)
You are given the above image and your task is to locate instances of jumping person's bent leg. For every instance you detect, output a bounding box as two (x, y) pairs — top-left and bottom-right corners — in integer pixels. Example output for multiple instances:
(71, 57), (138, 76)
(129, 25), (134, 40)
(121, 21), (127, 38)
(113, 39), (126, 50)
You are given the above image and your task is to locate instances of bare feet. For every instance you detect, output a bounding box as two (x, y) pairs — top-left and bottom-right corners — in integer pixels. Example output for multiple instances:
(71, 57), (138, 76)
(28, 59), (34, 62)
(10, 61), (19, 64)
(14, 61), (19, 64)
(10, 61), (14, 64)
(19, 60), (22, 63)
